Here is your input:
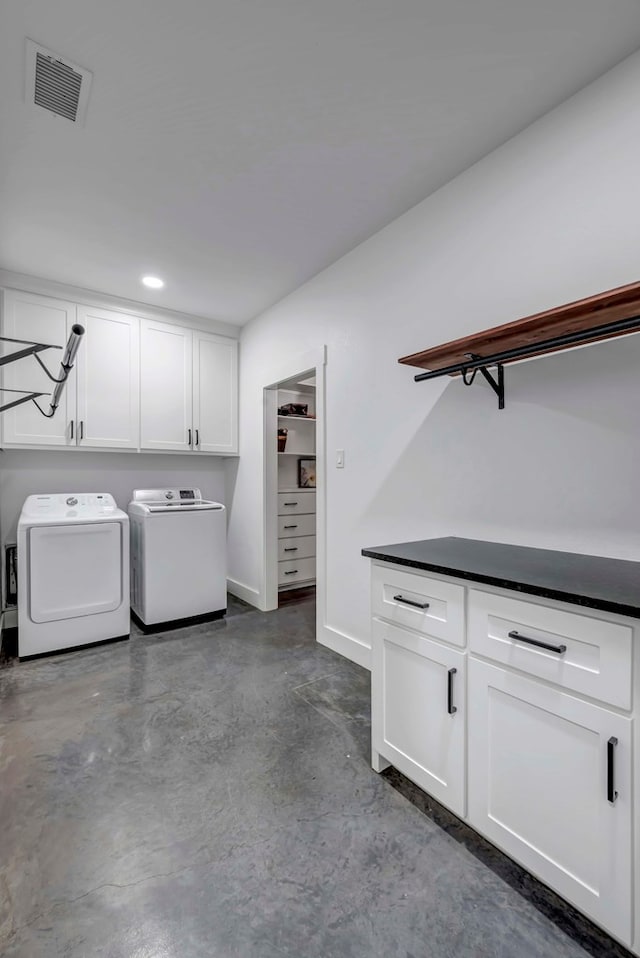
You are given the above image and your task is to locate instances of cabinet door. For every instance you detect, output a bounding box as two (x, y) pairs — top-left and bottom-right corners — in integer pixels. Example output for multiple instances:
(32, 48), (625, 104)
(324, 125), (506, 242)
(192, 330), (237, 454)
(76, 306), (139, 449)
(372, 618), (465, 816)
(140, 319), (192, 451)
(468, 657), (632, 944)
(2, 289), (76, 446)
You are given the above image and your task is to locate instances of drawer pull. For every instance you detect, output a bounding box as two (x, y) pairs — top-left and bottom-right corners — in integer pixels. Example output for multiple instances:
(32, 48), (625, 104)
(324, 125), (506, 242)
(284, 547), (298, 552)
(284, 569), (298, 575)
(283, 501), (298, 506)
(607, 736), (618, 804)
(393, 594), (430, 610)
(508, 630), (567, 655)
(447, 667), (457, 715)
(284, 524), (298, 529)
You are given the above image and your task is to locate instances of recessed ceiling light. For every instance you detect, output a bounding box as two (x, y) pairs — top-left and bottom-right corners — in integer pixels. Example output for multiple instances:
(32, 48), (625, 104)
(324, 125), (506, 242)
(142, 275), (164, 289)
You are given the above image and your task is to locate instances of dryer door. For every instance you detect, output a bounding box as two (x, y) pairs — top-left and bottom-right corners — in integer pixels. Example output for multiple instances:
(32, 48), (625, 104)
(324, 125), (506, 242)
(28, 522), (122, 623)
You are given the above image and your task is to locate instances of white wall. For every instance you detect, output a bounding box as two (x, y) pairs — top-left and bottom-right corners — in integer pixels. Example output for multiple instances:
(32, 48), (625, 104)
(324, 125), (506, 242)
(0, 450), (227, 542)
(227, 50), (640, 667)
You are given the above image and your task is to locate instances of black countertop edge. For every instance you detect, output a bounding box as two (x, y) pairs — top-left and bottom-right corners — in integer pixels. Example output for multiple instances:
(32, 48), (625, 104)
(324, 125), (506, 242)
(361, 546), (640, 619)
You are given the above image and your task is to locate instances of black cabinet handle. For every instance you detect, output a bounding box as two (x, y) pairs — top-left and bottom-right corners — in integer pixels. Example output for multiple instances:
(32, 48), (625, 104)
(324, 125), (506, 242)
(283, 502), (298, 506)
(608, 736), (618, 804)
(188, 428), (192, 446)
(79, 420), (84, 440)
(284, 524), (298, 529)
(70, 420), (74, 440)
(393, 594), (430, 610)
(284, 547), (298, 552)
(284, 570), (298, 575)
(195, 429), (199, 447)
(508, 630), (567, 655)
(447, 668), (457, 715)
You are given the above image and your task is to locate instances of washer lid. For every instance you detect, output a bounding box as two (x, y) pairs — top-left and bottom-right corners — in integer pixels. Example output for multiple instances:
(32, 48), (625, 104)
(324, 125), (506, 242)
(129, 488), (224, 514)
(19, 493), (125, 524)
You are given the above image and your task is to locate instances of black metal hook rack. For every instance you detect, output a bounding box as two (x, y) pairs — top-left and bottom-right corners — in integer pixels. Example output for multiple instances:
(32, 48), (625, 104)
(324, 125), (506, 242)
(0, 324), (85, 417)
(399, 281), (640, 410)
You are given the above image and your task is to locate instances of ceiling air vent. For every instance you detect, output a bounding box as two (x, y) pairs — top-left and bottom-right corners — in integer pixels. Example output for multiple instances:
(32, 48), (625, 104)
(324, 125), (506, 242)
(25, 39), (93, 125)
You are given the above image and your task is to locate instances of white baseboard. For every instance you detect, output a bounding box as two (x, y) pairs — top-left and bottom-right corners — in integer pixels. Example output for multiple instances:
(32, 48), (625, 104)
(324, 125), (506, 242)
(227, 578), (263, 610)
(317, 623), (371, 671)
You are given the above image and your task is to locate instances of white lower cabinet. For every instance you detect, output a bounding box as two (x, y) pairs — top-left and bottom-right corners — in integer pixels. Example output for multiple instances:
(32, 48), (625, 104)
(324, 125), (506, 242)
(369, 560), (638, 950)
(372, 618), (465, 816)
(468, 657), (632, 944)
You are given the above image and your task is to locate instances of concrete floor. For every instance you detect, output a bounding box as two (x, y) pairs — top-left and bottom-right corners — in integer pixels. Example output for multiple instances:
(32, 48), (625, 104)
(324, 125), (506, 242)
(0, 595), (632, 957)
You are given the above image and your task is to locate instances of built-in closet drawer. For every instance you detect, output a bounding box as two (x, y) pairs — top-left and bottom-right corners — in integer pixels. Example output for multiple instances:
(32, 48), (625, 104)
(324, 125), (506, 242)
(278, 556), (315, 586)
(372, 563), (465, 648)
(278, 535), (316, 561)
(277, 492), (315, 515)
(468, 589), (632, 710)
(277, 514), (315, 538)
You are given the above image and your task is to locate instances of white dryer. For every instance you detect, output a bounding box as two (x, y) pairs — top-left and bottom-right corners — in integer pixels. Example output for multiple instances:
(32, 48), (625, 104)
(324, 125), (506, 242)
(128, 488), (226, 630)
(17, 493), (130, 658)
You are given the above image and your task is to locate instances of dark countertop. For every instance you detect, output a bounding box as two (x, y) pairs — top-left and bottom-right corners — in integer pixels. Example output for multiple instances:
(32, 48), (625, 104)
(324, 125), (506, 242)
(361, 537), (640, 619)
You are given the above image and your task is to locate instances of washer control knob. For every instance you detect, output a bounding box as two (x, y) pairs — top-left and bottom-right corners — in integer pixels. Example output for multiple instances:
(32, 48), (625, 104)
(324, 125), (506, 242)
(66, 496), (78, 507)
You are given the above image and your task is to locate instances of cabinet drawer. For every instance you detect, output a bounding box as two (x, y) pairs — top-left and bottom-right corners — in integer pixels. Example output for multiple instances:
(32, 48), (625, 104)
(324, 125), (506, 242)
(278, 535), (315, 561)
(468, 590), (632, 709)
(277, 513), (315, 538)
(372, 563), (465, 648)
(277, 492), (315, 515)
(278, 555), (315, 586)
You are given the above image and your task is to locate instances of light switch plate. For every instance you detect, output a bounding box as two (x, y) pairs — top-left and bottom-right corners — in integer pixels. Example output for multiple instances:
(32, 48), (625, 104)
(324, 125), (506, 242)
(336, 449), (344, 468)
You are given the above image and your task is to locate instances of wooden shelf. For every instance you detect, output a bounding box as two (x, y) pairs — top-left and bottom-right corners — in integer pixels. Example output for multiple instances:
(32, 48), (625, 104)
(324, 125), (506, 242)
(399, 280), (640, 377)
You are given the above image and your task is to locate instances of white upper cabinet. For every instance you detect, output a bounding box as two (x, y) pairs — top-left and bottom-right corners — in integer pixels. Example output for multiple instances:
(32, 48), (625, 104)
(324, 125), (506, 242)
(140, 320), (238, 455)
(76, 306), (140, 449)
(192, 329), (238, 454)
(2, 290), (77, 446)
(2, 288), (238, 456)
(140, 319), (193, 452)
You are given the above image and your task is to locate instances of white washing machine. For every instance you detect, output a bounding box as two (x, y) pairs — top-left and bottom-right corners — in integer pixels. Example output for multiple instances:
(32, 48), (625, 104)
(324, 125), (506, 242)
(128, 488), (226, 630)
(17, 493), (130, 658)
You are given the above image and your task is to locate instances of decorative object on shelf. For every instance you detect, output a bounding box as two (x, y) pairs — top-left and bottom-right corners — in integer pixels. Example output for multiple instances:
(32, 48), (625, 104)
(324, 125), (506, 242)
(0, 324), (85, 416)
(399, 279), (640, 410)
(277, 427), (288, 452)
(298, 458), (316, 488)
(278, 402), (308, 417)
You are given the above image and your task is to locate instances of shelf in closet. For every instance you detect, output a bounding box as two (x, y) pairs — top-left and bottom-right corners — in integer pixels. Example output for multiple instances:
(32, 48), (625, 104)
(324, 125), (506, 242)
(278, 452), (316, 456)
(277, 415), (316, 422)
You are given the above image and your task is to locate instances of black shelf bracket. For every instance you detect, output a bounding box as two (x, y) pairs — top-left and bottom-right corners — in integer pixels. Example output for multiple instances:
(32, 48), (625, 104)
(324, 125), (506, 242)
(461, 353), (505, 410)
(0, 325), (85, 417)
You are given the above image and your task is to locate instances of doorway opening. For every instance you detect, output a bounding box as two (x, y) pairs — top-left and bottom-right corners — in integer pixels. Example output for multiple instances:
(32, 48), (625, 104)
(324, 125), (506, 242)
(263, 353), (324, 615)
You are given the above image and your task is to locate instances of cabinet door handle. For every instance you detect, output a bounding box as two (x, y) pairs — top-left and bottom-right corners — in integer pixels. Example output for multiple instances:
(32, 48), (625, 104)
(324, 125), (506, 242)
(188, 428), (192, 447)
(284, 570), (298, 575)
(393, 594), (430, 610)
(284, 524), (298, 529)
(284, 547), (298, 552)
(607, 736), (619, 804)
(79, 420), (84, 440)
(447, 667), (457, 715)
(195, 428), (199, 447)
(283, 502), (298, 507)
(508, 630), (567, 655)
(69, 420), (74, 440)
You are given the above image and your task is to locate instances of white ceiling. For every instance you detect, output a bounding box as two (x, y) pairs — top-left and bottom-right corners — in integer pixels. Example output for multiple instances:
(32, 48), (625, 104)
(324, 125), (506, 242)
(2, 1), (640, 326)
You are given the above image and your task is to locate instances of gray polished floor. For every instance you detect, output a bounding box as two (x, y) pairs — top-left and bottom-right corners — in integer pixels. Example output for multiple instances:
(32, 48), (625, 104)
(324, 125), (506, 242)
(0, 595), (631, 957)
